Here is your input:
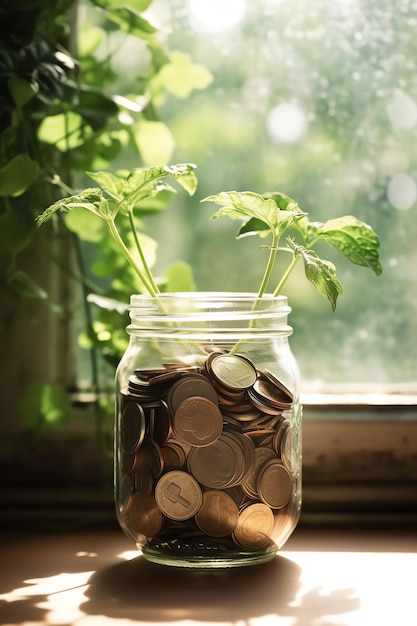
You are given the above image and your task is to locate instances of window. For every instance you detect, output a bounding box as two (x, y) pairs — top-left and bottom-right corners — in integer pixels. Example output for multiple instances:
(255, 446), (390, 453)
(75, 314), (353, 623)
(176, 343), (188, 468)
(134, 0), (417, 517)
(144, 0), (417, 393)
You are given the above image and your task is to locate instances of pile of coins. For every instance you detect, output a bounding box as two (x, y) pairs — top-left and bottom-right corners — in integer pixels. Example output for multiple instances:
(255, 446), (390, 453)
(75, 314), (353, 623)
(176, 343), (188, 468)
(117, 351), (297, 555)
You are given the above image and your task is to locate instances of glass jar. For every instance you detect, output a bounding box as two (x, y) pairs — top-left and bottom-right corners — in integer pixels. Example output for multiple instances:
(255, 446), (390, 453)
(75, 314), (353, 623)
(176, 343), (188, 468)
(115, 292), (302, 568)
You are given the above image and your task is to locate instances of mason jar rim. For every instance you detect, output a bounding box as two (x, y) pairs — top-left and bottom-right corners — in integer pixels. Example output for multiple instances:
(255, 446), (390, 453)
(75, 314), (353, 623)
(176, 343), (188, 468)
(129, 291), (290, 309)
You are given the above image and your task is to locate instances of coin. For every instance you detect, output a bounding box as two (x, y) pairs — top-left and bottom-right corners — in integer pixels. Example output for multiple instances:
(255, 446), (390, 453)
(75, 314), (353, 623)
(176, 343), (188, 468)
(257, 460), (292, 509)
(155, 470), (202, 521)
(146, 400), (173, 445)
(121, 402), (146, 454)
(273, 502), (294, 547)
(280, 423), (294, 472)
(241, 446), (277, 499)
(187, 436), (245, 489)
(172, 396), (223, 447)
(272, 417), (290, 456)
(160, 441), (187, 470)
(167, 373), (219, 411)
(254, 372), (293, 410)
(195, 490), (239, 537)
(247, 388), (284, 416)
(128, 492), (163, 537)
(208, 353), (257, 390)
(131, 439), (163, 476)
(263, 369), (293, 402)
(233, 503), (274, 549)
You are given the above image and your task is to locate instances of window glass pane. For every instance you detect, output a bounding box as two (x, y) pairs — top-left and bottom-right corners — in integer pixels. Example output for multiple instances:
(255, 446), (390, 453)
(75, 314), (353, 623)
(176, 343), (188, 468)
(143, 0), (417, 388)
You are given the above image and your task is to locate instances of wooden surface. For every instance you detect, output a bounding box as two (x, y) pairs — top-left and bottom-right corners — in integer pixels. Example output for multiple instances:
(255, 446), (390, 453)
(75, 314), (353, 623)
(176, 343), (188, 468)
(0, 524), (416, 626)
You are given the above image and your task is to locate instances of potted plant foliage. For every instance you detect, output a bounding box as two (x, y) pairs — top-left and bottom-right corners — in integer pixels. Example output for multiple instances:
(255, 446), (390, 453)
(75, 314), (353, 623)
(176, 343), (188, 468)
(37, 162), (381, 567)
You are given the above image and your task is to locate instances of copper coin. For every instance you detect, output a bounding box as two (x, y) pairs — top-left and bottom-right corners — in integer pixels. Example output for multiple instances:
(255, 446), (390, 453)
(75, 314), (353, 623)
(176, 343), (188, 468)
(247, 388), (284, 415)
(263, 369), (294, 402)
(128, 492), (163, 536)
(155, 470), (202, 521)
(208, 353), (257, 391)
(195, 490), (239, 537)
(273, 502), (295, 548)
(257, 460), (292, 509)
(160, 441), (187, 470)
(121, 402), (146, 454)
(253, 372), (293, 410)
(280, 423), (295, 473)
(167, 373), (219, 412)
(173, 395), (223, 447)
(241, 446), (277, 499)
(131, 439), (164, 476)
(222, 430), (255, 484)
(187, 436), (245, 489)
(146, 400), (173, 444)
(233, 503), (275, 549)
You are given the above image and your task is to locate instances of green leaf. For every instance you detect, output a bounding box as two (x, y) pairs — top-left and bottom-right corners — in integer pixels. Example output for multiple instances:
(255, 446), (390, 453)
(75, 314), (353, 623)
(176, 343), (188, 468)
(287, 238), (343, 311)
(65, 207), (107, 242)
(150, 51), (213, 99)
(38, 112), (92, 151)
(8, 75), (39, 107)
(237, 217), (274, 239)
(263, 191), (300, 211)
(36, 188), (109, 226)
(115, 163), (197, 214)
(134, 119), (175, 165)
(0, 154), (39, 197)
(107, 6), (158, 39)
(86, 170), (125, 200)
(164, 261), (196, 292)
(316, 216), (382, 276)
(205, 191), (304, 234)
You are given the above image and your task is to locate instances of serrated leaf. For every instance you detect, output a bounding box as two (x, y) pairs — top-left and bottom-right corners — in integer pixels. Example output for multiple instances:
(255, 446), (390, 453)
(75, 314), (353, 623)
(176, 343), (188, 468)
(263, 191), (300, 211)
(237, 217), (271, 238)
(36, 188), (108, 226)
(205, 190), (304, 235)
(287, 238), (343, 311)
(317, 216), (382, 276)
(119, 163), (197, 213)
(86, 170), (125, 200)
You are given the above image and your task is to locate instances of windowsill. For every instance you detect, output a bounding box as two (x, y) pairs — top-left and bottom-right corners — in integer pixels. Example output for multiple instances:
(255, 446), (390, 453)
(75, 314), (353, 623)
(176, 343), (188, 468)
(0, 524), (416, 626)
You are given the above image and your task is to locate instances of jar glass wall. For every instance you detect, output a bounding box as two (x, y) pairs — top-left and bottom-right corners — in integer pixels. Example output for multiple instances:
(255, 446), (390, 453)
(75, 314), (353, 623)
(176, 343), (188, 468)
(115, 293), (302, 568)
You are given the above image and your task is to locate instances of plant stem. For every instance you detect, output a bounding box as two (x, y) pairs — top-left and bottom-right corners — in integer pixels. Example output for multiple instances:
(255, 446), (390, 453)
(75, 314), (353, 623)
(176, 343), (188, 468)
(256, 231), (279, 299)
(128, 208), (160, 296)
(107, 219), (158, 297)
(229, 231), (279, 355)
(273, 253), (299, 296)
